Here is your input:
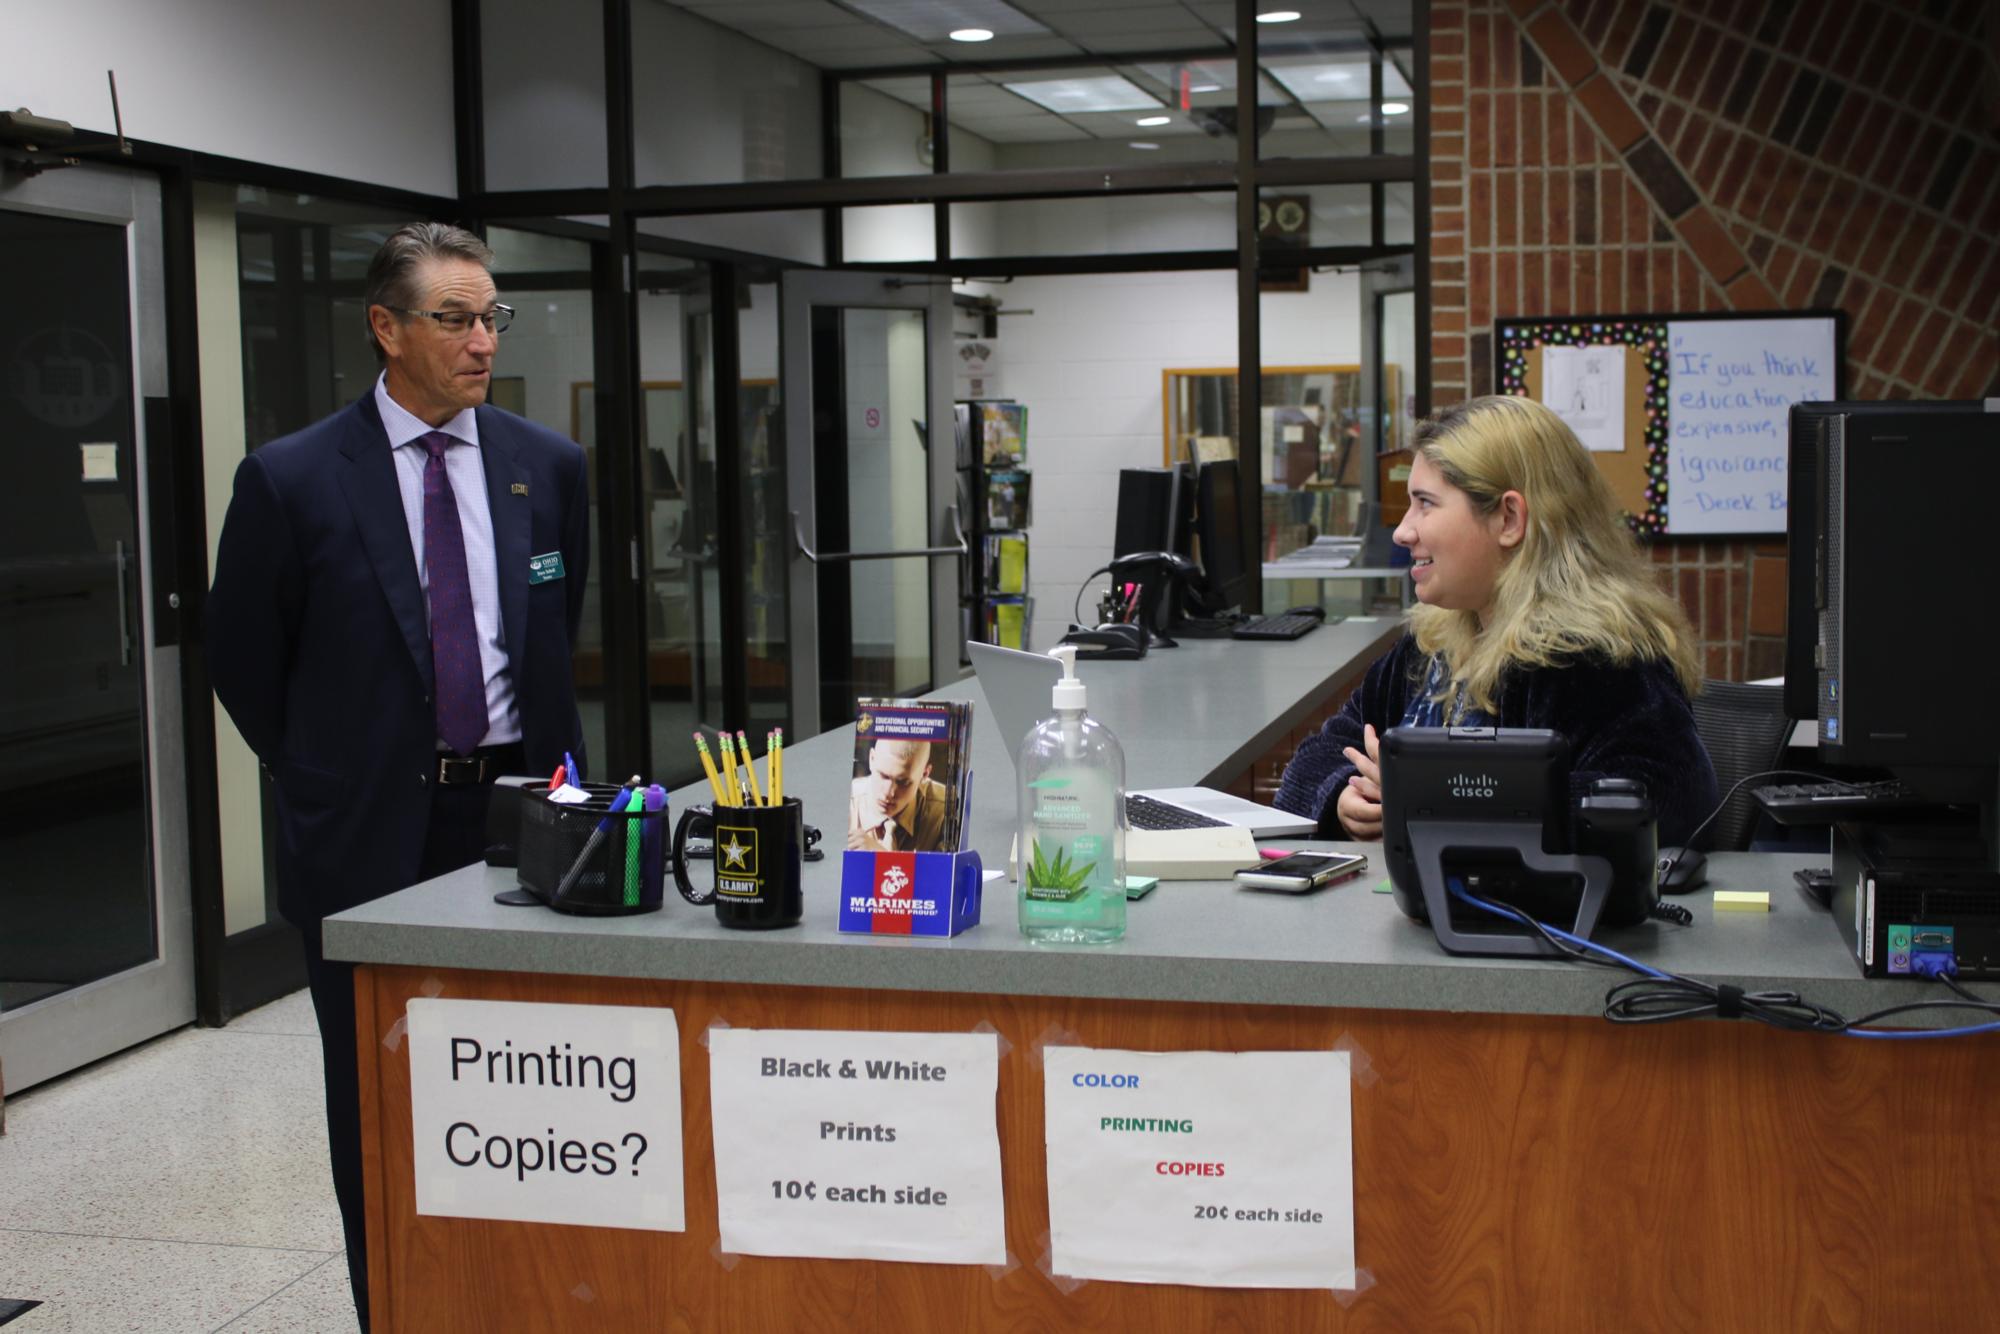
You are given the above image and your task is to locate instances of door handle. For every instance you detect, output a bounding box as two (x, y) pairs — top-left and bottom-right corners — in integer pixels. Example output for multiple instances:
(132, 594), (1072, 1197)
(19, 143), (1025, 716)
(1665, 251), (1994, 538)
(114, 539), (132, 667)
(792, 503), (969, 565)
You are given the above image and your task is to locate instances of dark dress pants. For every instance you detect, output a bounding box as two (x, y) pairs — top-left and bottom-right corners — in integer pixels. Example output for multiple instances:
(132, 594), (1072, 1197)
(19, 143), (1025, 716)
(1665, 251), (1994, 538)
(302, 771), (505, 1332)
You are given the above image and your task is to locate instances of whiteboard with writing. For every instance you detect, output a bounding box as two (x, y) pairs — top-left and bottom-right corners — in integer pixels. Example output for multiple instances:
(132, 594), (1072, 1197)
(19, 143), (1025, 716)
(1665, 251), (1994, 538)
(1666, 317), (1837, 534)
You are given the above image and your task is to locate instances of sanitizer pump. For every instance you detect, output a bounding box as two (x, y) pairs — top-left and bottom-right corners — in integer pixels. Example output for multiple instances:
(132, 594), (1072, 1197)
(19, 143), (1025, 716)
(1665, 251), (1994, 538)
(1017, 645), (1127, 943)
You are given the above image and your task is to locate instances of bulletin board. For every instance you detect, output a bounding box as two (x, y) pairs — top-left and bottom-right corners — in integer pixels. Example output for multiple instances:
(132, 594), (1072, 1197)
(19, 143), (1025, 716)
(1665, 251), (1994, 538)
(1494, 311), (1845, 537)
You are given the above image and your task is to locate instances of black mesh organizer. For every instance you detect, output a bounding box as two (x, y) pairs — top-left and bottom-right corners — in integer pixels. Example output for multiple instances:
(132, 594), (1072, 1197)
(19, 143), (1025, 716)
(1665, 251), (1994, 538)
(513, 784), (666, 915)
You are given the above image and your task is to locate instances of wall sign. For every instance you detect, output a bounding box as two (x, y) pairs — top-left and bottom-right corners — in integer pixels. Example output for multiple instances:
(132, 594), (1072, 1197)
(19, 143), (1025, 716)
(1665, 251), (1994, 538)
(708, 1028), (1005, 1264)
(1044, 1046), (1356, 1290)
(406, 998), (684, 1232)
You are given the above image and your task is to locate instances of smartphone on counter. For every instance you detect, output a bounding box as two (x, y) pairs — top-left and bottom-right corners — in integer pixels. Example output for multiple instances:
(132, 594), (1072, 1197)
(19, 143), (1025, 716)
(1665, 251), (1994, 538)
(1234, 851), (1368, 893)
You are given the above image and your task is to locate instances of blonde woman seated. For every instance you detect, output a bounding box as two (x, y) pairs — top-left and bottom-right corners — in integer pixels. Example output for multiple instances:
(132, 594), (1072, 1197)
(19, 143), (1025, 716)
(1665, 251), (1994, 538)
(1276, 395), (1718, 846)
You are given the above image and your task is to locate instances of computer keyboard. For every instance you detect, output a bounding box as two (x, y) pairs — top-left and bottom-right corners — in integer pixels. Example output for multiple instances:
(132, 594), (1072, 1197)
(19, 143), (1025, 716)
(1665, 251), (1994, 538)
(1231, 612), (1325, 641)
(1126, 793), (1229, 831)
(1752, 778), (1938, 825)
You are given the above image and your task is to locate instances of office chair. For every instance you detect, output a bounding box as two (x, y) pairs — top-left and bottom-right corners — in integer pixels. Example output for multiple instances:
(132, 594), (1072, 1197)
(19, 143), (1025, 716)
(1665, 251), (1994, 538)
(1689, 680), (1792, 851)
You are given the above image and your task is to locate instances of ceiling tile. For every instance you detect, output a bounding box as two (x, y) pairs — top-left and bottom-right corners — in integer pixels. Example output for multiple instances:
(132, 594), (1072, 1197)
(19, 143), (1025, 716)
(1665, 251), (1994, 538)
(691, 1), (856, 30)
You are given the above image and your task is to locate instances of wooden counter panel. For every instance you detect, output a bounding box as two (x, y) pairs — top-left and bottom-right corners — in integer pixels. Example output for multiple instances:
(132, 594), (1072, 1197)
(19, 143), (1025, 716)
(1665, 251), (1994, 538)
(356, 965), (2000, 1332)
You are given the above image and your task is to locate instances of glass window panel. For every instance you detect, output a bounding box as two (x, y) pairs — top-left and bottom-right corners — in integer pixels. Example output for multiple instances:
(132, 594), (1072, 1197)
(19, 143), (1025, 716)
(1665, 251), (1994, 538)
(640, 213), (825, 267)
(1254, 0), (1416, 160)
(841, 204), (936, 264)
(1259, 184), (1373, 250)
(634, 260), (719, 786)
(483, 226), (603, 770)
(841, 79), (935, 178)
(481, 0), (608, 191)
(736, 275), (789, 734)
(632, 0), (821, 187)
(1379, 289), (1418, 453)
(1383, 180), (1414, 246)
(950, 191), (1235, 260)
(943, 64), (1250, 175)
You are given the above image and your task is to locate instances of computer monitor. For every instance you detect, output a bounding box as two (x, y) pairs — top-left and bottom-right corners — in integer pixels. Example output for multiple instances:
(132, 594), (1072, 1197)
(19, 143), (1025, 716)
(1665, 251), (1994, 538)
(1789, 401), (1999, 865)
(1194, 458), (1249, 613)
(1112, 465), (1194, 559)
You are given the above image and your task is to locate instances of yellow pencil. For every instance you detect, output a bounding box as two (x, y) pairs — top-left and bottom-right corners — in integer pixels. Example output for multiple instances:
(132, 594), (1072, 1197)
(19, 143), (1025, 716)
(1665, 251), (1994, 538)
(769, 729), (784, 805)
(692, 733), (728, 804)
(736, 730), (765, 806)
(717, 732), (739, 807)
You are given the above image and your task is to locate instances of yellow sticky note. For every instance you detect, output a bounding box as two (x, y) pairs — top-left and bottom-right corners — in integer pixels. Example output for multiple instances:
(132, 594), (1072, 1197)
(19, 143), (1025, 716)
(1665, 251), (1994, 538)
(1713, 890), (1770, 913)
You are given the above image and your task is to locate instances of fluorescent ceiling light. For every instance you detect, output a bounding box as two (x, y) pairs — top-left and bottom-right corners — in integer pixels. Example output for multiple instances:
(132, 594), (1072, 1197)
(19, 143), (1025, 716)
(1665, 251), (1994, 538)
(949, 28), (993, 41)
(1129, 141), (1161, 150)
(1003, 75), (1162, 115)
(845, 0), (1046, 44)
(1381, 101), (1410, 115)
(1190, 83), (1222, 93)
(1256, 10), (1302, 22)
(1135, 115), (1171, 126)
(1267, 61), (1414, 102)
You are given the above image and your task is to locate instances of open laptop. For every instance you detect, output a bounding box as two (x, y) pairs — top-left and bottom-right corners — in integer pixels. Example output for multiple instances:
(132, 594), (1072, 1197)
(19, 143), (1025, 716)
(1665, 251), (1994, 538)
(967, 641), (1316, 837)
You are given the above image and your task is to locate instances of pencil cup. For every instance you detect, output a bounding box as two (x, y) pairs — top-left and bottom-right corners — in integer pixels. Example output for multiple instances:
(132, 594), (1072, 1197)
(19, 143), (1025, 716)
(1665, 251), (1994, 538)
(516, 786), (665, 916)
(672, 798), (811, 929)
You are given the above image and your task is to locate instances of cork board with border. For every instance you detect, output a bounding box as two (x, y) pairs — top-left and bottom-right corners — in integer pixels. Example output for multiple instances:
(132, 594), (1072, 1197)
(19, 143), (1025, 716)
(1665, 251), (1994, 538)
(1499, 320), (1669, 533)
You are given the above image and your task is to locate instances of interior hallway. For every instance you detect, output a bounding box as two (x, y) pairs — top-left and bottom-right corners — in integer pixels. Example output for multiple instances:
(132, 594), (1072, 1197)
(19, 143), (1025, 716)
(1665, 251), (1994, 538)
(0, 991), (360, 1332)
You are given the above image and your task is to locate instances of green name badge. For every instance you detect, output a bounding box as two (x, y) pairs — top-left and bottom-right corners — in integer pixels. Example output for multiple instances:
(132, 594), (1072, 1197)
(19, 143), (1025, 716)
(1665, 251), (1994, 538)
(528, 552), (566, 585)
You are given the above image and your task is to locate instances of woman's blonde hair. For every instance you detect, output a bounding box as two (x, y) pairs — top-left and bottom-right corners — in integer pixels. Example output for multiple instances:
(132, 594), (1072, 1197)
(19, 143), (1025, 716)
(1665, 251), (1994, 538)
(1406, 394), (1702, 713)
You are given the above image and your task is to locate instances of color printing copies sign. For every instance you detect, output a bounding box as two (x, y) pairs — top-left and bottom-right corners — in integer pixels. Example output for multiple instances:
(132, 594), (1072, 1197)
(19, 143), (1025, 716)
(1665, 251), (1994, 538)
(405, 999), (684, 1232)
(1044, 1047), (1356, 1289)
(708, 1028), (1005, 1264)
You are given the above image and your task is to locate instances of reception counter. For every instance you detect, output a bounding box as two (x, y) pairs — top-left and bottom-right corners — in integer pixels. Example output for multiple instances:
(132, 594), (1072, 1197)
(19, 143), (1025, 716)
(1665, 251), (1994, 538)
(327, 621), (2000, 1331)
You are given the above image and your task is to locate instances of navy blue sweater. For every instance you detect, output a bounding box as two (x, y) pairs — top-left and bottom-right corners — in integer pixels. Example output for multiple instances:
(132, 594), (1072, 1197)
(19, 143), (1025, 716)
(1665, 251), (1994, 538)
(1275, 633), (1719, 847)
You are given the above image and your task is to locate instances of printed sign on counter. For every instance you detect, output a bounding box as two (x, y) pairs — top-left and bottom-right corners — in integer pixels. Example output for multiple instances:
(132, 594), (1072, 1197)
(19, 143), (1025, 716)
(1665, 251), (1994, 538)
(1044, 1047), (1355, 1290)
(406, 999), (684, 1232)
(708, 1029), (1005, 1264)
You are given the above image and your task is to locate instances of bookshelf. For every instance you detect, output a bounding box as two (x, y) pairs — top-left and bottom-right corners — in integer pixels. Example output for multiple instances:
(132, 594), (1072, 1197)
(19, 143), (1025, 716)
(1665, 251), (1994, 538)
(954, 400), (1032, 661)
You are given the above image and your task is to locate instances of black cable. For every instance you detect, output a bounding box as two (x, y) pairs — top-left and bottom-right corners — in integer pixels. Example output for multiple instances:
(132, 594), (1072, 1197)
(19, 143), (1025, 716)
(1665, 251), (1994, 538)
(1446, 877), (2000, 1038)
(1660, 768), (1869, 886)
(1648, 900), (1693, 926)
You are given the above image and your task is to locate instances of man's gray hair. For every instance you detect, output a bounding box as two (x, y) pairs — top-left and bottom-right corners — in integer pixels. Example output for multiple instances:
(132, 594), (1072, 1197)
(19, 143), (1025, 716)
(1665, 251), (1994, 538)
(363, 222), (495, 363)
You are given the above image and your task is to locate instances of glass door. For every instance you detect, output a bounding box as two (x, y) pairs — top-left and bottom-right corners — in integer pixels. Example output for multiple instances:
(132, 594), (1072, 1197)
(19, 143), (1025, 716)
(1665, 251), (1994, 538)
(780, 272), (958, 737)
(0, 163), (193, 1091)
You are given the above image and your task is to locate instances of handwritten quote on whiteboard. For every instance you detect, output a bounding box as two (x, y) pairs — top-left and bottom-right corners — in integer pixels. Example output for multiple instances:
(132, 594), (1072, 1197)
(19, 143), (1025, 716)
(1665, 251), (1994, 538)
(1667, 317), (1836, 534)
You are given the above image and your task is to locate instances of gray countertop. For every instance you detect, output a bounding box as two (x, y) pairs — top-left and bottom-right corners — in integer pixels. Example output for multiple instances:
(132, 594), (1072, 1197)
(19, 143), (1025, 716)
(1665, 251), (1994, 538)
(326, 618), (1937, 1026)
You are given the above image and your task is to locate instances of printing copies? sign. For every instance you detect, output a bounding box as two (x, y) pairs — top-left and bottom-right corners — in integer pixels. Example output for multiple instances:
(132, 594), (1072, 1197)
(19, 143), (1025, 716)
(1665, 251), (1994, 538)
(708, 1028), (1005, 1264)
(1044, 1046), (1356, 1289)
(406, 998), (684, 1232)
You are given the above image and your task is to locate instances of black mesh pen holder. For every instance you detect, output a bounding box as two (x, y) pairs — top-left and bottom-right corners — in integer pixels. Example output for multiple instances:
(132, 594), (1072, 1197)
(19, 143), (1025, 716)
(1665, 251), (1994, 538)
(516, 785), (667, 916)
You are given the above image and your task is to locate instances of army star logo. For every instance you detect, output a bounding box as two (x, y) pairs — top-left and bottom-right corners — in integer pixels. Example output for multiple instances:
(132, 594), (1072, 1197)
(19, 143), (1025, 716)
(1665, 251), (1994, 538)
(720, 835), (752, 869)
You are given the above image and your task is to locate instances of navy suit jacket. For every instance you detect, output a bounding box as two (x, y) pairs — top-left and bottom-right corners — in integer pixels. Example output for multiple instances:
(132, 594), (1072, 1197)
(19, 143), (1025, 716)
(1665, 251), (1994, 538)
(207, 394), (589, 926)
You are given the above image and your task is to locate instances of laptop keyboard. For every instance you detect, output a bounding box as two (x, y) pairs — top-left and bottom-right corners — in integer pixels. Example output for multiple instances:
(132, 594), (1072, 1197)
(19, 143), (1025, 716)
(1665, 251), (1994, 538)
(1126, 793), (1229, 831)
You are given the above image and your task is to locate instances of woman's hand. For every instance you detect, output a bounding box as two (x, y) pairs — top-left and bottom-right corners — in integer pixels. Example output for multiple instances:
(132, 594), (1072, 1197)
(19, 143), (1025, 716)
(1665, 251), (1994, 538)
(1336, 724), (1383, 840)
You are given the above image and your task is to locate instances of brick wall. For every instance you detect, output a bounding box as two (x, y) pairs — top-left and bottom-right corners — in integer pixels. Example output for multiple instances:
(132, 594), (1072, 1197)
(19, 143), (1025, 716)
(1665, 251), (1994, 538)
(1430, 0), (2000, 681)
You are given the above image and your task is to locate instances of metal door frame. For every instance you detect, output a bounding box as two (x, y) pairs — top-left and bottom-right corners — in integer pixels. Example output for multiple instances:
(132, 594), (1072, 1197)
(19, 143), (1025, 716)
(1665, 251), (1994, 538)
(780, 270), (957, 739)
(0, 162), (195, 1092)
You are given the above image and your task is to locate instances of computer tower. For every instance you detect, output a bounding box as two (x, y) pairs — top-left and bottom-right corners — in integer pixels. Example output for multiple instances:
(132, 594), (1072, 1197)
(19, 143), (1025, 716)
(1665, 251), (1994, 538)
(1830, 821), (2000, 978)
(1815, 410), (2000, 771)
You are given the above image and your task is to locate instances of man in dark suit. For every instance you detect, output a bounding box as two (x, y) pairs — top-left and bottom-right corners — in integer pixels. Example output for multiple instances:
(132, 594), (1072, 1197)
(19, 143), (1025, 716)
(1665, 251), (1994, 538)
(206, 222), (589, 1329)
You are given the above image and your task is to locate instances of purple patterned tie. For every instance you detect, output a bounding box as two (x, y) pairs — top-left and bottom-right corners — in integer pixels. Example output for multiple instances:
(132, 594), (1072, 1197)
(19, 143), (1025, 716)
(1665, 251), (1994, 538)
(421, 431), (486, 756)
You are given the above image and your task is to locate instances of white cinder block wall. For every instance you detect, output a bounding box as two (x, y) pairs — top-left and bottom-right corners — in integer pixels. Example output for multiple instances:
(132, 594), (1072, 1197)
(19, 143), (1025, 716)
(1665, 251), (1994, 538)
(963, 270), (1363, 652)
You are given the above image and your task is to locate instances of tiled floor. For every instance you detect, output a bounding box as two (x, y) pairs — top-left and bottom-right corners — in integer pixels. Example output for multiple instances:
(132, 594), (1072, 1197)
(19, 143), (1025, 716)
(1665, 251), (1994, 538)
(0, 990), (362, 1332)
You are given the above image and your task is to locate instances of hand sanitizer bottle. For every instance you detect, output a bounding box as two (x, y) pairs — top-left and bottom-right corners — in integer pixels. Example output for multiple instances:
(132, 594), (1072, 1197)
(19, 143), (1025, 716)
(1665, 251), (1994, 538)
(1018, 645), (1127, 943)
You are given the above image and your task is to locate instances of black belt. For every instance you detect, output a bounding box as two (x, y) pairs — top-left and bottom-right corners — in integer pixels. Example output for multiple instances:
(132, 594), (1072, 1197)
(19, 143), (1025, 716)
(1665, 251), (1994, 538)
(436, 742), (524, 786)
